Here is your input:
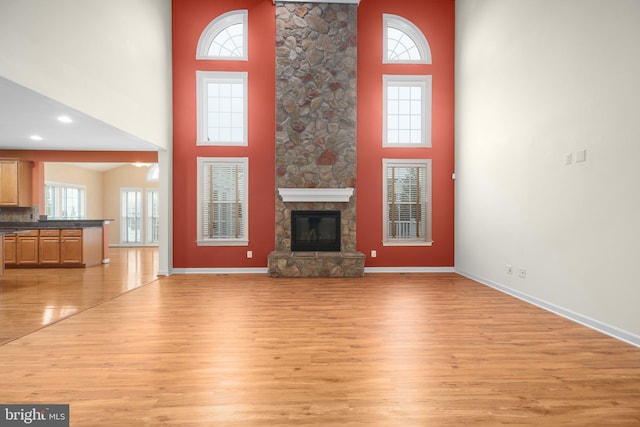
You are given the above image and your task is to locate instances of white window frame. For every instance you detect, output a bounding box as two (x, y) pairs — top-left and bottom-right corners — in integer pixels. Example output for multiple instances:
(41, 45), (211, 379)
(196, 71), (248, 146)
(120, 188), (143, 245)
(382, 159), (432, 246)
(146, 189), (160, 245)
(44, 181), (86, 219)
(197, 157), (249, 246)
(196, 10), (248, 61)
(383, 14), (432, 64)
(383, 75), (432, 148)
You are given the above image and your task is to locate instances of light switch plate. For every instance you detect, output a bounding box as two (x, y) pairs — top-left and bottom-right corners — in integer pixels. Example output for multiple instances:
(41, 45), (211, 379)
(564, 153), (573, 165)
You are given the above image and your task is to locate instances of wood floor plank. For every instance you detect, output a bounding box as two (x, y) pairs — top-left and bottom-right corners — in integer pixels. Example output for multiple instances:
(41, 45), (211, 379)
(1, 260), (639, 425)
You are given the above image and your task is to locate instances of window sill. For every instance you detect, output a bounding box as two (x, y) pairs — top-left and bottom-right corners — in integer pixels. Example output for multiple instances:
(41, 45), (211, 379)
(382, 143), (432, 148)
(196, 140), (248, 147)
(383, 240), (433, 247)
(197, 239), (249, 247)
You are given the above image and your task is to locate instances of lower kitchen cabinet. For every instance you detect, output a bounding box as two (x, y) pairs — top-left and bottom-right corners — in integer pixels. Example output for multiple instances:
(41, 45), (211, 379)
(16, 231), (39, 266)
(4, 235), (16, 265)
(3, 228), (103, 268)
(61, 229), (83, 264)
(39, 229), (61, 265)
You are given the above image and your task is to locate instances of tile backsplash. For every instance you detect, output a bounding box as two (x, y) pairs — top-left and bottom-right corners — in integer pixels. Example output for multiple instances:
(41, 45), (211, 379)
(0, 206), (38, 222)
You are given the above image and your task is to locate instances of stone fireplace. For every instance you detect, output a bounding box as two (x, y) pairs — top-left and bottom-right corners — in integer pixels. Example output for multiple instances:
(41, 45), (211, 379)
(267, 1), (365, 277)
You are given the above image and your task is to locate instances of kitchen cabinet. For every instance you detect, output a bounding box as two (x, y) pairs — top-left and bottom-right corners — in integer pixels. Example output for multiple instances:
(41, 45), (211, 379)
(3, 227), (103, 268)
(39, 230), (61, 265)
(4, 234), (16, 265)
(0, 160), (33, 207)
(16, 230), (39, 265)
(60, 229), (83, 264)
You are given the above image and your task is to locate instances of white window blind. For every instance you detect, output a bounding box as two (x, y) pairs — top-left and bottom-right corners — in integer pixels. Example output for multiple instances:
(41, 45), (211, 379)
(197, 158), (248, 246)
(383, 159), (432, 245)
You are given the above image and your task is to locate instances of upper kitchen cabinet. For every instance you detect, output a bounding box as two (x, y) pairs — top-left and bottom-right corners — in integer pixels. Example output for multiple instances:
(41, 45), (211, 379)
(0, 160), (33, 207)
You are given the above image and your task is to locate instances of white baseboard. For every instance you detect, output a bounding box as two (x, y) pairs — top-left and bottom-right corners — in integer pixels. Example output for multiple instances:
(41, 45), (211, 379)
(170, 266), (455, 275)
(171, 268), (269, 275)
(365, 266), (455, 273)
(456, 269), (640, 348)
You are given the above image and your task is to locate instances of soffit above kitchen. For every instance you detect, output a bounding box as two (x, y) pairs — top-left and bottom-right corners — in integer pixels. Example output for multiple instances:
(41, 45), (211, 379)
(0, 76), (161, 152)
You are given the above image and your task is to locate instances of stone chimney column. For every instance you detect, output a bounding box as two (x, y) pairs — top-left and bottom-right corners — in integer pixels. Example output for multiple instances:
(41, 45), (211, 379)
(270, 2), (364, 277)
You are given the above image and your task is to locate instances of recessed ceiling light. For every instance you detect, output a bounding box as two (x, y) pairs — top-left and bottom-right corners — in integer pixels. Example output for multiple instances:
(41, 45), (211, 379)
(57, 115), (73, 123)
(29, 135), (43, 141)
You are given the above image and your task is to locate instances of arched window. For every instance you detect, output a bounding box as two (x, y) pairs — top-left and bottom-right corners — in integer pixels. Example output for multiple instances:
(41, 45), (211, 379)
(146, 164), (159, 182)
(383, 14), (431, 64)
(197, 10), (248, 60)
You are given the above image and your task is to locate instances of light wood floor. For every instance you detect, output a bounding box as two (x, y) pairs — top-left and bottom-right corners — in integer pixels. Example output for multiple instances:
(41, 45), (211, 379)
(1, 249), (639, 425)
(0, 247), (159, 344)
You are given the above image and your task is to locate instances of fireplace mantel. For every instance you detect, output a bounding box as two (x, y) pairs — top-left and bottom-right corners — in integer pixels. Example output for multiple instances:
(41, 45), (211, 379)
(278, 188), (354, 203)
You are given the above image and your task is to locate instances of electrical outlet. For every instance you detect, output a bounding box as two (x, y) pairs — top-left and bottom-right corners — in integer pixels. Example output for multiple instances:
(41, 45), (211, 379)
(371, 250), (377, 258)
(247, 250), (253, 259)
(518, 267), (526, 278)
(506, 264), (513, 275)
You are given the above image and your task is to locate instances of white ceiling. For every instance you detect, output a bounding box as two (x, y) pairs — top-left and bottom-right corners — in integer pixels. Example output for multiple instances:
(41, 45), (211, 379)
(0, 76), (161, 152)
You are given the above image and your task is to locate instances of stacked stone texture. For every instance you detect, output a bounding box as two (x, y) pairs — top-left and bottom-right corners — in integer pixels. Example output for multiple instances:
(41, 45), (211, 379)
(274, 2), (358, 253)
(269, 2), (363, 277)
(269, 251), (365, 278)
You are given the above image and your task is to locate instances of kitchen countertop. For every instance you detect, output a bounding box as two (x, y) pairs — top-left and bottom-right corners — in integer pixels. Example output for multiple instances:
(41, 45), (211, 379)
(0, 229), (31, 234)
(0, 219), (113, 229)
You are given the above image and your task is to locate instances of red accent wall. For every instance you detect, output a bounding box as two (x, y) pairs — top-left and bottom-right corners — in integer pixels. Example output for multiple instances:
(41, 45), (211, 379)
(357, 0), (455, 267)
(172, 0), (276, 268)
(171, 0), (454, 269)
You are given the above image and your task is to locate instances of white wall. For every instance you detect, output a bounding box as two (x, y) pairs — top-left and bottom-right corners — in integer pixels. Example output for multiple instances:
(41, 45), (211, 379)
(0, 0), (172, 150)
(44, 163), (104, 220)
(455, 0), (640, 344)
